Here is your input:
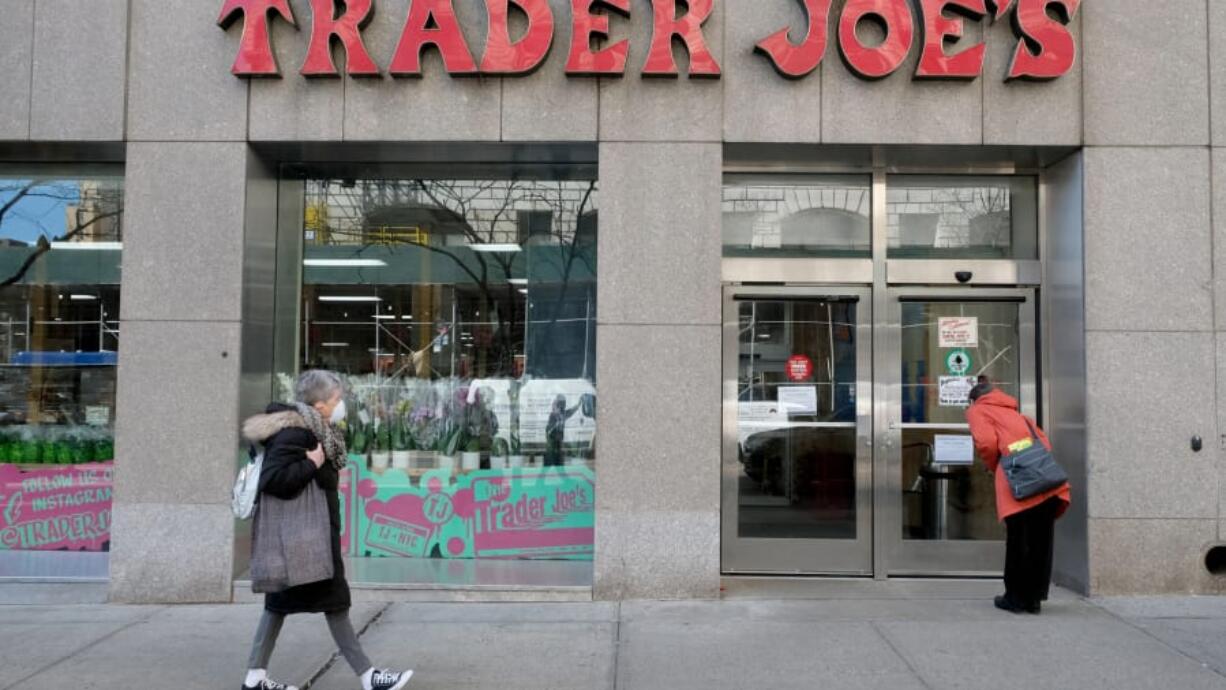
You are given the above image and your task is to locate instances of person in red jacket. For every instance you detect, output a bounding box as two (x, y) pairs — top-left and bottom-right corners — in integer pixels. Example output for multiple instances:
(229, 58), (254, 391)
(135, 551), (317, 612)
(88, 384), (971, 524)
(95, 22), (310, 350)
(966, 381), (1071, 614)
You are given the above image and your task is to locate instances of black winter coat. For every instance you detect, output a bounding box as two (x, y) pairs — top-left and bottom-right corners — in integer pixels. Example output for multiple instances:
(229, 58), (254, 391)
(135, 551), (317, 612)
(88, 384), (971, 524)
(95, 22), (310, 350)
(243, 403), (351, 614)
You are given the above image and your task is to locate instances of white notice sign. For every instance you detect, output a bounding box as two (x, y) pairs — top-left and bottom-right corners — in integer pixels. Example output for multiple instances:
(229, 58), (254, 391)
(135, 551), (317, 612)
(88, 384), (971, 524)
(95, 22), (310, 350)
(738, 402), (789, 447)
(934, 434), (975, 465)
(938, 376), (977, 407)
(85, 406), (110, 427)
(938, 317), (979, 348)
(739, 401), (787, 425)
(778, 386), (818, 415)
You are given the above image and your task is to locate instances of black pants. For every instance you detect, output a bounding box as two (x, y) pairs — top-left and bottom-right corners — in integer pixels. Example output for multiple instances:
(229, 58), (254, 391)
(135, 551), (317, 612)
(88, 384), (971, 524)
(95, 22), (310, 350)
(1003, 497), (1060, 607)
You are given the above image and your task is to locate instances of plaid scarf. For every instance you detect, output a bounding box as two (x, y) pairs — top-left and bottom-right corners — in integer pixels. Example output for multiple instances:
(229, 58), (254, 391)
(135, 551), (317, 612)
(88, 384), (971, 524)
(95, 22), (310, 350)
(293, 402), (348, 471)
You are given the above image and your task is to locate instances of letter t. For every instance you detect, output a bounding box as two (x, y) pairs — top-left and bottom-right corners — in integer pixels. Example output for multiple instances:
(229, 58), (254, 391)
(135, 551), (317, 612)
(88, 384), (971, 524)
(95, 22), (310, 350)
(218, 0), (297, 76)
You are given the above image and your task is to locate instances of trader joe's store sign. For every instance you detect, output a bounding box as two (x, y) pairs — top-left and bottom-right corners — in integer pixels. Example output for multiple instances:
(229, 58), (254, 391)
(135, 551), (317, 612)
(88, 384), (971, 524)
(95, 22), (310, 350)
(219, 0), (1079, 82)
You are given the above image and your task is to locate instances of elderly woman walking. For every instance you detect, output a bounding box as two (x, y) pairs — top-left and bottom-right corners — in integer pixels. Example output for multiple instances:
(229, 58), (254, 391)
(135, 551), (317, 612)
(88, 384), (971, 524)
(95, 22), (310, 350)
(240, 370), (412, 690)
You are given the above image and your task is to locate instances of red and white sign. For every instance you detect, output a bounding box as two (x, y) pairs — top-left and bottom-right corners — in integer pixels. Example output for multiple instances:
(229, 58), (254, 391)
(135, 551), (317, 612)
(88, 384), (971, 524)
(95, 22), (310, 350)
(786, 355), (814, 382)
(938, 317), (979, 348)
(218, 0), (1079, 82)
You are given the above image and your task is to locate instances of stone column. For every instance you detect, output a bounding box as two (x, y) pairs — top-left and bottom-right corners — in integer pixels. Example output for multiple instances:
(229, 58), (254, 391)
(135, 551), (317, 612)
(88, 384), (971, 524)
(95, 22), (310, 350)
(1082, 0), (1218, 595)
(109, 0), (254, 603)
(594, 143), (723, 599)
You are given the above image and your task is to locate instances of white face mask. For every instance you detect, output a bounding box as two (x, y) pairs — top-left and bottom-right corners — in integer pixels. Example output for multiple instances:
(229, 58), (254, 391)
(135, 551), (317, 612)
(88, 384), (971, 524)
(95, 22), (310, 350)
(330, 399), (347, 425)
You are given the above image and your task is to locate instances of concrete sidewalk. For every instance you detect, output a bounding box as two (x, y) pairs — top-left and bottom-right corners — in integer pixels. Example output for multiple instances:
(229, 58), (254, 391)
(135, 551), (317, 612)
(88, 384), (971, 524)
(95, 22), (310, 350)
(3, 586), (1226, 689)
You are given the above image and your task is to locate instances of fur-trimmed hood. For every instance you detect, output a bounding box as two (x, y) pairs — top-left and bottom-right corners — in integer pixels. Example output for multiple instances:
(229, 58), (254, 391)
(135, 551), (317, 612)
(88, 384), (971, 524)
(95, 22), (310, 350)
(242, 407), (307, 443)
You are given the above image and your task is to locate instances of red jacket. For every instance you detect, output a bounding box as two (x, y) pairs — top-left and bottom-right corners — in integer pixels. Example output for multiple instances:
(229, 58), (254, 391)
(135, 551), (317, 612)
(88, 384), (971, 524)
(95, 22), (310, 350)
(965, 389), (1071, 522)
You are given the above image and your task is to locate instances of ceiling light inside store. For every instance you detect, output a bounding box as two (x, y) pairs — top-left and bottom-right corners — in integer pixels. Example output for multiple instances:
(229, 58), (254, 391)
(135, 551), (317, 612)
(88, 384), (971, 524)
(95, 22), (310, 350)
(50, 242), (122, 251)
(320, 296), (382, 303)
(508, 279), (528, 286)
(518, 289), (529, 294)
(321, 342), (349, 348)
(304, 259), (388, 268)
(70, 295), (97, 301)
(469, 244), (522, 253)
(373, 315), (396, 320)
(401, 315), (414, 320)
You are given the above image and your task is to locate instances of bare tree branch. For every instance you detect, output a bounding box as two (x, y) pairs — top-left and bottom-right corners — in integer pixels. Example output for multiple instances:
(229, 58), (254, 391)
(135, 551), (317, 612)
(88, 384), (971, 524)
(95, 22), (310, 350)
(0, 208), (123, 288)
(0, 181), (43, 229)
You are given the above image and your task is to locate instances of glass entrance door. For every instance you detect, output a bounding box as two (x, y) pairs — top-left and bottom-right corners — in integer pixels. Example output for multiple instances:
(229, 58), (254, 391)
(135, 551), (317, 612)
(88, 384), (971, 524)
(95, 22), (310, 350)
(722, 286), (873, 574)
(878, 288), (1038, 575)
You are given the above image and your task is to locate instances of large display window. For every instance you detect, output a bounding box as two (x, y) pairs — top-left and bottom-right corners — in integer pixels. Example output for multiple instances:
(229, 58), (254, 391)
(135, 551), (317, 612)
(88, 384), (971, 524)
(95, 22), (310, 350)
(0, 167), (122, 558)
(281, 171), (597, 563)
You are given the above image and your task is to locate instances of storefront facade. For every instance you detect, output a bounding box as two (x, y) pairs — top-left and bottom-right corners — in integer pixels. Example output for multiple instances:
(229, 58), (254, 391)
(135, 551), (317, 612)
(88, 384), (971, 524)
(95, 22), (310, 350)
(0, 0), (1220, 602)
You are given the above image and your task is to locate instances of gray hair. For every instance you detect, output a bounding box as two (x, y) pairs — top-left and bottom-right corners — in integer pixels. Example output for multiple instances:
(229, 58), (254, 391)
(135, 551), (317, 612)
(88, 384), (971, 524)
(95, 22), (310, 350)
(295, 369), (345, 405)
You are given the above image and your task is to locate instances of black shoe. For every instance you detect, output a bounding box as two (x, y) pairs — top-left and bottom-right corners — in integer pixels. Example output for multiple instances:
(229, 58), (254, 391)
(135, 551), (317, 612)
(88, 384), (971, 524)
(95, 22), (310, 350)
(1025, 601), (1042, 614)
(994, 594), (1027, 614)
(365, 669), (413, 690)
(242, 680), (298, 690)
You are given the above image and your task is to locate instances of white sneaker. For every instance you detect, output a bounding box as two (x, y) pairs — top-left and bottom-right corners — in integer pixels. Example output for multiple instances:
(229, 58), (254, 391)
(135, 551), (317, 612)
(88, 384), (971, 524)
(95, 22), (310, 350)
(365, 668), (413, 690)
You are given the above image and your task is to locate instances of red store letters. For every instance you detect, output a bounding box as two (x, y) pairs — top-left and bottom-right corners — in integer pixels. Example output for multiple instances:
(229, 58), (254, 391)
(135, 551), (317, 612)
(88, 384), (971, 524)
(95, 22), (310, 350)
(218, 0), (1079, 82)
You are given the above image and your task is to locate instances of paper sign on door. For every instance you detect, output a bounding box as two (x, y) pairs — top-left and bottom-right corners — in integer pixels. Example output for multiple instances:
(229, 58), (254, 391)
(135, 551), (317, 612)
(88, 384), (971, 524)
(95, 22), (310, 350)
(934, 435), (975, 465)
(938, 317), (979, 348)
(938, 376), (977, 407)
(778, 386), (818, 415)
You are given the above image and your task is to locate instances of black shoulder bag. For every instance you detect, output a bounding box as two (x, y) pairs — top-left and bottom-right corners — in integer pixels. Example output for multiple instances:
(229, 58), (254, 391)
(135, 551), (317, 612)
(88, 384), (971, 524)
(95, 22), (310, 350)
(1001, 418), (1069, 500)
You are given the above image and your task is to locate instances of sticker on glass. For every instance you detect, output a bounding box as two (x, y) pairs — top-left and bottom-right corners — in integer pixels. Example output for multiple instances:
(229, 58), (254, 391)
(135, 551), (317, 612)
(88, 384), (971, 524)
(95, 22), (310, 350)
(945, 349), (973, 376)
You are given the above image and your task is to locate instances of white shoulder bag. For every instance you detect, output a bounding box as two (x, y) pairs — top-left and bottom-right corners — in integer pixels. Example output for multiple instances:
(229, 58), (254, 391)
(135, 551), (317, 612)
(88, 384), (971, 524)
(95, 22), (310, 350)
(232, 446), (264, 520)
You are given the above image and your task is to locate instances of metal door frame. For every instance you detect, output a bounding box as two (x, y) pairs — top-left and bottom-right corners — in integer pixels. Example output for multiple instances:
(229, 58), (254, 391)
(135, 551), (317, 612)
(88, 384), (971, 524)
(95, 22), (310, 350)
(721, 284), (875, 575)
(720, 166), (1048, 578)
(875, 286), (1039, 576)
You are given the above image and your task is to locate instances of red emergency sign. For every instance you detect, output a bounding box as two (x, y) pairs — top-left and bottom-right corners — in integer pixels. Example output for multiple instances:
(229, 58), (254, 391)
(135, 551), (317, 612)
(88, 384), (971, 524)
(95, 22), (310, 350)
(786, 355), (815, 383)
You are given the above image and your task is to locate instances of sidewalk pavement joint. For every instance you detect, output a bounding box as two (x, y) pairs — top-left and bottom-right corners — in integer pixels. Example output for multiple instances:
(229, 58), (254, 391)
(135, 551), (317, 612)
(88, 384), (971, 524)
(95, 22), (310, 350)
(303, 603), (392, 690)
(870, 620), (934, 690)
(1, 606), (167, 690)
(1087, 598), (1226, 681)
(611, 601), (622, 690)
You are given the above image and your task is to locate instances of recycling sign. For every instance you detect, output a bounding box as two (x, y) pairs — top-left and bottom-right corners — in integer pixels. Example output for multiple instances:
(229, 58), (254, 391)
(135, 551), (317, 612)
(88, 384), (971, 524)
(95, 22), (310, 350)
(945, 349), (973, 376)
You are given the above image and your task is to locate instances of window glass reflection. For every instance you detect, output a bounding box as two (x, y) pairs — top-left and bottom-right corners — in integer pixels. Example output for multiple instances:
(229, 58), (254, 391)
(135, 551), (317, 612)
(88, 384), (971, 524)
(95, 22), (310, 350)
(887, 176), (1038, 259)
(0, 170), (123, 555)
(723, 175), (872, 258)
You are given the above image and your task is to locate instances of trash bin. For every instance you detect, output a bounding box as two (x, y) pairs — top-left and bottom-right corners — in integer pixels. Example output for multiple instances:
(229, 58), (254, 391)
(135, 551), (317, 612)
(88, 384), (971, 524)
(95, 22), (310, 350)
(919, 463), (960, 540)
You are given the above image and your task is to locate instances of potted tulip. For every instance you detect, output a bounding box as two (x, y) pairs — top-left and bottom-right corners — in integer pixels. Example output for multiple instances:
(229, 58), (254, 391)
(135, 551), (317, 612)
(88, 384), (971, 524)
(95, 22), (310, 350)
(391, 417), (412, 470)
(490, 437), (509, 470)
(408, 407), (437, 470)
(69, 430), (91, 464)
(436, 420), (460, 472)
(509, 432), (526, 468)
(461, 436), (481, 471)
(95, 431), (115, 462)
(349, 418), (370, 465)
(371, 419), (391, 471)
(0, 429), (17, 464)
